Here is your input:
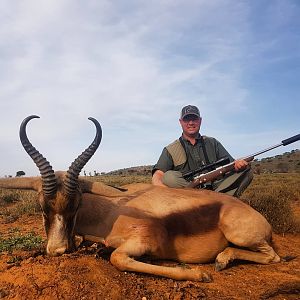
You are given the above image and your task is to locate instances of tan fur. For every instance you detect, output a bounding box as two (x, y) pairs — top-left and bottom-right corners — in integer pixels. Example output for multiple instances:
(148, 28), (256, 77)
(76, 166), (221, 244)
(0, 173), (280, 282)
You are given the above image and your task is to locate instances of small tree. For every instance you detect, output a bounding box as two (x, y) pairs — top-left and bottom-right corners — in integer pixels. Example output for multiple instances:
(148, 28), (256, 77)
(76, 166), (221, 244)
(16, 170), (25, 177)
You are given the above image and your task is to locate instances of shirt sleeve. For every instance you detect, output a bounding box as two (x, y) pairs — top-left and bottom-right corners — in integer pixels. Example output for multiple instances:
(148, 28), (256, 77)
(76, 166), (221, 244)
(152, 147), (174, 175)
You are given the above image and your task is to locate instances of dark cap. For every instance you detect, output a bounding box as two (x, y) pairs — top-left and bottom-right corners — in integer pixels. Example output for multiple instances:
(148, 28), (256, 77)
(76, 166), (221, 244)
(180, 105), (200, 119)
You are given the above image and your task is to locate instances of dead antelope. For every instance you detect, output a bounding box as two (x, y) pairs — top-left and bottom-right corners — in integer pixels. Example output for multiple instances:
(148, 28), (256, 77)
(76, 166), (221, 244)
(0, 115), (280, 281)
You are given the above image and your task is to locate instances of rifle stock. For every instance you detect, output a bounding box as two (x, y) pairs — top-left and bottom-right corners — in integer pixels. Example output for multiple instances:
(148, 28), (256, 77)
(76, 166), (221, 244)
(182, 157), (230, 181)
(187, 156), (253, 188)
(187, 133), (300, 189)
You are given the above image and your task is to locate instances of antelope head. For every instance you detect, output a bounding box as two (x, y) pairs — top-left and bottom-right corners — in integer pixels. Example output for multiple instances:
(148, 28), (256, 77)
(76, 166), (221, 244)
(3, 115), (102, 256)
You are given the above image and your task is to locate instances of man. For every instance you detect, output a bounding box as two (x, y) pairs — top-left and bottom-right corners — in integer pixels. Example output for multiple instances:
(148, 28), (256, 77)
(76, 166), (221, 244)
(152, 105), (253, 197)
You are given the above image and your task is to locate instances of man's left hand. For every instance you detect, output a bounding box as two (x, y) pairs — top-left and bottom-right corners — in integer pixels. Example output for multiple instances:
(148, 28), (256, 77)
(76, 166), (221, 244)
(234, 159), (249, 171)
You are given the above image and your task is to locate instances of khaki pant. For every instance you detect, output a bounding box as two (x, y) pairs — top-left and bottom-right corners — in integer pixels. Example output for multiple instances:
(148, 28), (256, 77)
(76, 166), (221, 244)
(162, 168), (253, 197)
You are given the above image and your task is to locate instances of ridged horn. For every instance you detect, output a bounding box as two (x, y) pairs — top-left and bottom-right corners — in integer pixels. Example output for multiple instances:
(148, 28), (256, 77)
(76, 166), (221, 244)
(19, 115), (57, 196)
(64, 117), (102, 197)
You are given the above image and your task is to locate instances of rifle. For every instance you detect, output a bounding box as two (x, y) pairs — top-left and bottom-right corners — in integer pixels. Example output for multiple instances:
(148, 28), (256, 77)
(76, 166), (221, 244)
(183, 157), (231, 182)
(187, 134), (300, 189)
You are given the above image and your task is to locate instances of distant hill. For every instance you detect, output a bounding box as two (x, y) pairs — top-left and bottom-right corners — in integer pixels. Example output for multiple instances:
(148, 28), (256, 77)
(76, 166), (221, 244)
(105, 165), (153, 176)
(252, 149), (300, 174)
(101, 149), (300, 176)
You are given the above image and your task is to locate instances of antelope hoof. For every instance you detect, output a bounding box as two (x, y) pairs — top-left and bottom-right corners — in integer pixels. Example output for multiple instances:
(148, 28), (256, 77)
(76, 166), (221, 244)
(215, 261), (227, 272)
(215, 251), (231, 271)
(202, 272), (213, 283)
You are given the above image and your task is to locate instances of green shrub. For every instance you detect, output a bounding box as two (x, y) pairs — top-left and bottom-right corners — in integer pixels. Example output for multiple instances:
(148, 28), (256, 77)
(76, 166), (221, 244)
(0, 231), (44, 253)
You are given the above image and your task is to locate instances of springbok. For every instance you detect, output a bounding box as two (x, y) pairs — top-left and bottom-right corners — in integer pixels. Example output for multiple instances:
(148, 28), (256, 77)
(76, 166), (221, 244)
(0, 116), (280, 281)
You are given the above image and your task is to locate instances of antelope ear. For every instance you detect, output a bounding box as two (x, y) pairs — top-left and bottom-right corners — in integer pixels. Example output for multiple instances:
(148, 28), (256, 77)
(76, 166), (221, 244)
(78, 178), (124, 197)
(0, 177), (42, 192)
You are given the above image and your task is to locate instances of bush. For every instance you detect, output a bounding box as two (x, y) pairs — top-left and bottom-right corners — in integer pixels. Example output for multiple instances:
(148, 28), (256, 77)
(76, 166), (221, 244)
(1, 193), (20, 204)
(0, 189), (36, 205)
(0, 192), (40, 223)
(241, 175), (300, 234)
(242, 188), (294, 233)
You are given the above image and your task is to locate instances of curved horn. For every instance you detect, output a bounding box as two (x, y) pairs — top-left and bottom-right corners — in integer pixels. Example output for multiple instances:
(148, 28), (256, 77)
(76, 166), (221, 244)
(64, 117), (102, 197)
(19, 115), (57, 196)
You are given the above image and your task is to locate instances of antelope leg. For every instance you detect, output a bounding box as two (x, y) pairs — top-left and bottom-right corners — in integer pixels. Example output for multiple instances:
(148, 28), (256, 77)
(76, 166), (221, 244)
(215, 242), (280, 271)
(110, 241), (212, 282)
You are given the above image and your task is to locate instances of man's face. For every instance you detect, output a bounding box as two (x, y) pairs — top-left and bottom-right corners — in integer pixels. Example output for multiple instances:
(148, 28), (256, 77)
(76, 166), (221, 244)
(179, 115), (201, 137)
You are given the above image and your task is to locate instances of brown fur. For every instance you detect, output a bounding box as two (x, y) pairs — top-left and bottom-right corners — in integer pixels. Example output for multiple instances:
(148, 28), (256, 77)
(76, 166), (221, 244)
(0, 174), (281, 282)
(163, 202), (222, 236)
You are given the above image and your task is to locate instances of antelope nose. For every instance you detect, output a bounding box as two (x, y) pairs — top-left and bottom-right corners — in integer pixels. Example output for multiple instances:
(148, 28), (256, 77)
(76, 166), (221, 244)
(47, 246), (67, 256)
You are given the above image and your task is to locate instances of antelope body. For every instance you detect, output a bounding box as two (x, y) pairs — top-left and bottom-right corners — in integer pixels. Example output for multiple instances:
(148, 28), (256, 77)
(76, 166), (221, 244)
(0, 116), (280, 281)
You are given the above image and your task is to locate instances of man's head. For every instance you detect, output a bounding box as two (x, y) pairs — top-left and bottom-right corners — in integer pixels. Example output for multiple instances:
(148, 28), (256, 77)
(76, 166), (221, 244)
(179, 105), (202, 138)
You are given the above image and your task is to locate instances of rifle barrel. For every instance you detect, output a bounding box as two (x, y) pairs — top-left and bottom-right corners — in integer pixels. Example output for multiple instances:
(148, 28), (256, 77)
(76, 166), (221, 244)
(241, 143), (282, 160)
(241, 133), (300, 161)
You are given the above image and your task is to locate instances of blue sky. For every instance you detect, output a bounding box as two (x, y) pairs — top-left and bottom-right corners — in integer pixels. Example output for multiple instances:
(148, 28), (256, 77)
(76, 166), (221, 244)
(0, 0), (299, 177)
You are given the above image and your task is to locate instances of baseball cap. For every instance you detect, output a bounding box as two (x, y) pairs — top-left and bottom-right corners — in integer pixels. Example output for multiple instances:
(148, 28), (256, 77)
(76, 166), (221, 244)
(180, 105), (200, 119)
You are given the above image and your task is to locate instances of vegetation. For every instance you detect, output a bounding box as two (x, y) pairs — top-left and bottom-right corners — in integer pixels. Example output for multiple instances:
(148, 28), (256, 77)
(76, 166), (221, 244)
(0, 189), (36, 205)
(0, 229), (44, 253)
(252, 149), (300, 174)
(0, 192), (19, 204)
(0, 190), (40, 223)
(88, 174), (152, 187)
(16, 170), (25, 177)
(241, 173), (300, 233)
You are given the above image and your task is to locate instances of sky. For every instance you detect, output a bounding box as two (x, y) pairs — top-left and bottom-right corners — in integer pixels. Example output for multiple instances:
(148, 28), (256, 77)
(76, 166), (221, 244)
(0, 0), (299, 177)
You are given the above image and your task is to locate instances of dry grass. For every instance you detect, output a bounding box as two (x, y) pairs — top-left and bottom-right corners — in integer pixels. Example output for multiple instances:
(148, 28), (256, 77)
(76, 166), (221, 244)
(0, 189), (40, 223)
(87, 174), (152, 186)
(241, 173), (300, 234)
(0, 189), (37, 205)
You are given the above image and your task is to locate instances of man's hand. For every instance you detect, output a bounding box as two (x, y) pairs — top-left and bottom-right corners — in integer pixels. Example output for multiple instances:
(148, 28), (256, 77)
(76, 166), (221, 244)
(234, 159), (249, 171)
(152, 170), (168, 187)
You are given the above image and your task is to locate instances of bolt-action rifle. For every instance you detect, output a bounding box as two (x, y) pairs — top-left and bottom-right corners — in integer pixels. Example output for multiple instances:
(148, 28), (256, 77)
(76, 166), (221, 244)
(187, 134), (300, 189)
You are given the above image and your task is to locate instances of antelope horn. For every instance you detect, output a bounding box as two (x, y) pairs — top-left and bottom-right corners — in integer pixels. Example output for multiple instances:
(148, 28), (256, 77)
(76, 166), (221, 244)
(19, 115), (57, 196)
(64, 117), (102, 197)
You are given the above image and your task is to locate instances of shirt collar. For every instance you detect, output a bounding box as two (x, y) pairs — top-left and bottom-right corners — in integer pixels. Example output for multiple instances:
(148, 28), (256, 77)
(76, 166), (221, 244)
(181, 133), (202, 145)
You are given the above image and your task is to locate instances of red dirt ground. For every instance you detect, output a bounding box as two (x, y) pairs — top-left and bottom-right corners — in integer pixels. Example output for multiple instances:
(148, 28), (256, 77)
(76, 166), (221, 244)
(0, 213), (299, 300)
